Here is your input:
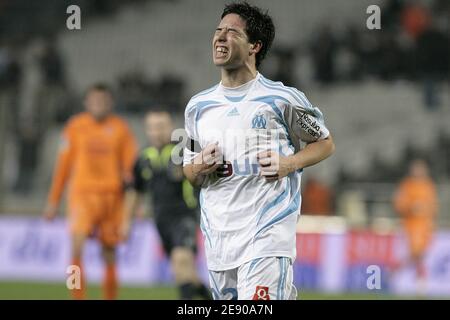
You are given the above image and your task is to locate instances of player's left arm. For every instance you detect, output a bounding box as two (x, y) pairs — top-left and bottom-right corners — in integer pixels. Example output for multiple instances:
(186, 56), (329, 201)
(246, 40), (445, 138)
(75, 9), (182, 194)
(288, 134), (335, 169)
(258, 135), (334, 181)
(258, 100), (335, 181)
(44, 122), (76, 220)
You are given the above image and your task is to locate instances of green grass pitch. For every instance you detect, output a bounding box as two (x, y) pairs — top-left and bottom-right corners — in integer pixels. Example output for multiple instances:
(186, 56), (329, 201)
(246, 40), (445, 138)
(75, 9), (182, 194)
(0, 281), (420, 300)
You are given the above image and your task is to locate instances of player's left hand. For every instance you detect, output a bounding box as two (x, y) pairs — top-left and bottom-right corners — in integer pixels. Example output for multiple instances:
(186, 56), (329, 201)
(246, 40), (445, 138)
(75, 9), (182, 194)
(119, 219), (132, 242)
(43, 203), (58, 221)
(257, 150), (294, 182)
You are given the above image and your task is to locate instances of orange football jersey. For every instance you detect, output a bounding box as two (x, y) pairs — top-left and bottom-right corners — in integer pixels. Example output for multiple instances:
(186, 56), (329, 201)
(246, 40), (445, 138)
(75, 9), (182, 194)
(47, 112), (138, 206)
(394, 177), (437, 221)
(394, 176), (438, 250)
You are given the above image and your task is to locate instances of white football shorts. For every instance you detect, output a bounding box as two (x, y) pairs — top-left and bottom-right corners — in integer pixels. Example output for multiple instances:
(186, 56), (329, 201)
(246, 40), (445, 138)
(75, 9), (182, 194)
(208, 256), (297, 300)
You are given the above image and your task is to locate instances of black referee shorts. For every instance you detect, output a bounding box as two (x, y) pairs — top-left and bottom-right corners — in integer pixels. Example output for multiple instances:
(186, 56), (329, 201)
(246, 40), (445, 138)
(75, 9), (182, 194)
(155, 214), (198, 256)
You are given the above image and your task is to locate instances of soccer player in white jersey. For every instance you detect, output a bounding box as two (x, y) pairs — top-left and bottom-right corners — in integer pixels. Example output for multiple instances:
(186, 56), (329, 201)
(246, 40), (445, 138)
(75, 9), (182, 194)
(182, 2), (335, 300)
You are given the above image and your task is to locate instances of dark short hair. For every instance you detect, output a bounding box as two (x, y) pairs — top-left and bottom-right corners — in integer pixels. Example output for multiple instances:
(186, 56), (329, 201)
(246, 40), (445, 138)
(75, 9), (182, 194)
(221, 2), (275, 68)
(85, 83), (113, 97)
(145, 106), (174, 119)
(146, 105), (171, 114)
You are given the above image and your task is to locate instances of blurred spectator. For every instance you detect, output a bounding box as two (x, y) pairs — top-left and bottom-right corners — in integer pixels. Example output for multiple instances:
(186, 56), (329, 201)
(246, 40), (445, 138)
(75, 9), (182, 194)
(36, 38), (70, 123)
(310, 25), (338, 85)
(400, 1), (431, 40)
(0, 41), (22, 199)
(39, 40), (65, 86)
(340, 25), (363, 81)
(90, 0), (120, 16)
(377, 32), (404, 81)
(415, 22), (449, 110)
(271, 47), (298, 87)
(0, 41), (22, 134)
(433, 0), (450, 12)
(301, 178), (334, 215)
(14, 119), (40, 194)
(155, 74), (186, 113)
(14, 38), (67, 194)
(337, 190), (368, 228)
(393, 159), (438, 291)
(383, 0), (406, 30)
(117, 70), (153, 113)
(116, 72), (186, 114)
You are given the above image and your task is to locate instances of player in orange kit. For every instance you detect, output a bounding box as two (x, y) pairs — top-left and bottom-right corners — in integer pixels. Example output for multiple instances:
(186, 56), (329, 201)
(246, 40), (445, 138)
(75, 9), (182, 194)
(43, 83), (138, 300)
(393, 159), (438, 289)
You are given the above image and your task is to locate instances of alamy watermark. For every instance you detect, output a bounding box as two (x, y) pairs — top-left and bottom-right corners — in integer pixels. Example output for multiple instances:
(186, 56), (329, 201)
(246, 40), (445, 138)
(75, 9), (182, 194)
(66, 5), (81, 30)
(366, 5), (381, 30)
(366, 265), (382, 290)
(66, 265), (81, 290)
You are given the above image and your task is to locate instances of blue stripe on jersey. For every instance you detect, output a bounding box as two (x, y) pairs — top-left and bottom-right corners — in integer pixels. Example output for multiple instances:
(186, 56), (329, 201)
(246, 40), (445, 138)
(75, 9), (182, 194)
(200, 192), (212, 227)
(278, 143), (285, 156)
(200, 192), (213, 248)
(225, 95), (246, 103)
(257, 190), (300, 238)
(200, 214), (212, 248)
(188, 99), (221, 115)
(250, 95), (294, 149)
(261, 77), (327, 124)
(279, 137), (295, 155)
(192, 100), (222, 138)
(260, 76), (312, 108)
(254, 173), (301, 240)
(186, 99), (221, 115)
(256, 178), (290, 225)
(251, 95), (285, 119)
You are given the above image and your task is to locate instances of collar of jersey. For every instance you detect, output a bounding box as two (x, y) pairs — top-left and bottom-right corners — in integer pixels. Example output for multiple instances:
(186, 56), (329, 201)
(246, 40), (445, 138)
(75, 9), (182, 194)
(219, 72), (261, 102)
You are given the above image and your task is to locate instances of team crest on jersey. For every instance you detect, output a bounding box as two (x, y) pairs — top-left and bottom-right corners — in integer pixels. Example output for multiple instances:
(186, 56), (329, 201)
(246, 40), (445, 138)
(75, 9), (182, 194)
(251, 113), (266, 129)
(252, 286), (270, 300)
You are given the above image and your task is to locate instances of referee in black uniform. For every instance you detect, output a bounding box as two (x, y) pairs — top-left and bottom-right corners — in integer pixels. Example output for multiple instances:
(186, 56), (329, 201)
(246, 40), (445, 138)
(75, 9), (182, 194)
(122, 109), (210, 300)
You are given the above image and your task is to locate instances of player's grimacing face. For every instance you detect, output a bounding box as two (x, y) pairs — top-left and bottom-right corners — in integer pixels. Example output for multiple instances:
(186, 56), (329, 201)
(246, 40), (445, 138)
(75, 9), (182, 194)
(213, 14), (252, 69)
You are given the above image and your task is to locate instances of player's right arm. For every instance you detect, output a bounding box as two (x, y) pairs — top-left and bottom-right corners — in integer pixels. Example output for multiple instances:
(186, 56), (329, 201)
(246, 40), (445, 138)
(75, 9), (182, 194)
(183, 142), (222, 187)
(182, 99), (222, 187)
(43, 122), (76, 220)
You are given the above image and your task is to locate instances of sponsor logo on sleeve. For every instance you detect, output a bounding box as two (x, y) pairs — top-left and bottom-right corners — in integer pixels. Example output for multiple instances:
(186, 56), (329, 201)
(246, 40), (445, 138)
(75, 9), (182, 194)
(296, 113), (321, 139)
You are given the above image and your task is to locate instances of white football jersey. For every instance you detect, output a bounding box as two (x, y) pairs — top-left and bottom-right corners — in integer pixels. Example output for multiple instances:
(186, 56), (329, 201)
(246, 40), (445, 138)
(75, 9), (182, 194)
(183, 73), (329, 271)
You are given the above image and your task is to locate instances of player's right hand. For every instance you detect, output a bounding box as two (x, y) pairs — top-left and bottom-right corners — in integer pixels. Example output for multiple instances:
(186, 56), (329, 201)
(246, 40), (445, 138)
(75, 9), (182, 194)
(43, 203), (58, 221)
(193, 142), (223, 176)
